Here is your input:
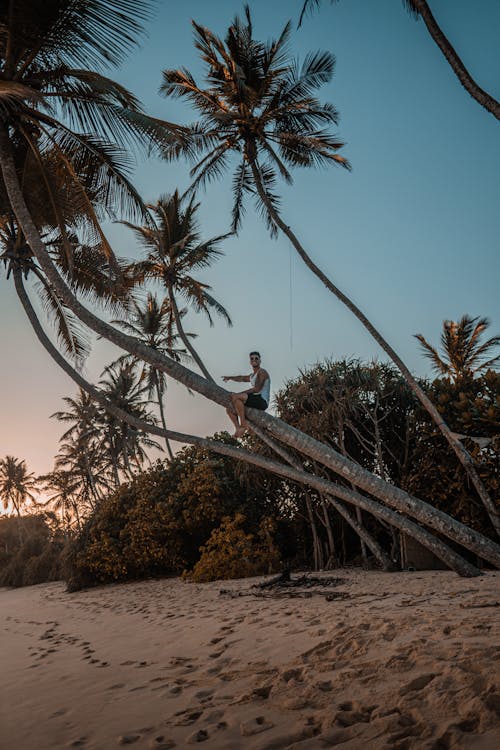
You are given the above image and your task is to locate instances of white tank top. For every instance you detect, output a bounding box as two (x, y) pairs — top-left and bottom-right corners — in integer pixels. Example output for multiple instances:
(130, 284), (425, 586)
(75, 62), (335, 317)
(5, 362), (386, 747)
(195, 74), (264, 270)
(250, 370), (270, 405)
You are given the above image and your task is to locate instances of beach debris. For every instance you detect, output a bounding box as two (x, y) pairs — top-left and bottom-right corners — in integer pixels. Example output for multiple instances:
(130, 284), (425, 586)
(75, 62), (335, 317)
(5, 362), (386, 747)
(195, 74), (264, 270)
(219, 573), (349, 600)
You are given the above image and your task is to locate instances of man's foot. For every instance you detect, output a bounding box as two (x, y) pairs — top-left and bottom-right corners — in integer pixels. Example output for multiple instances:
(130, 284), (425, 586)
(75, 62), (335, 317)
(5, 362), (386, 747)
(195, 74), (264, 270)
(234, 426), (246, 438)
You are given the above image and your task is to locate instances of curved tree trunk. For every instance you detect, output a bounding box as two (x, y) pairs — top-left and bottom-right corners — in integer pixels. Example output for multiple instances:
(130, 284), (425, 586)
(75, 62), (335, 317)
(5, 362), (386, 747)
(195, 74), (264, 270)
(414, 0), (500, 120)
(248, 159), (500, 540)
(153, 371), (174, 460)
(167, 283), (214, 382)
(4, 132), (500, 569)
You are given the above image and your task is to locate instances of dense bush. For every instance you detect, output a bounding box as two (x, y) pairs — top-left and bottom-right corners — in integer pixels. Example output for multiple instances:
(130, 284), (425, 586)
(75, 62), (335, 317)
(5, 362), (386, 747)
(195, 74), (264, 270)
(65, 435), (295, 590)
(405, 373), (500, 538)
(186, 514), (281, 582)
(0, 513), (65, 587)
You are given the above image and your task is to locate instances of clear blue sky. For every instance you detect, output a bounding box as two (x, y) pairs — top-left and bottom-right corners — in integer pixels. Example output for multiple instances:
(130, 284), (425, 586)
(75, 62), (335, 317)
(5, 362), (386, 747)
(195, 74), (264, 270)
(1, 0), (499, 480)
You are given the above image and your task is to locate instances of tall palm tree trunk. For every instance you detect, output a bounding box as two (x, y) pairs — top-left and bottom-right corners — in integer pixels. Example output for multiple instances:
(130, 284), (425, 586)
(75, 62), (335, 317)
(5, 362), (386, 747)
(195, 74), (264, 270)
(414, 0), (500, 120)
(83, 450), (98, 509)
(249, 159), (500, 540)
(11, 257), (500, 572)
(153, 371), (174, 460)
(305, 492), (323, 570)
(167, 284), (213, 382)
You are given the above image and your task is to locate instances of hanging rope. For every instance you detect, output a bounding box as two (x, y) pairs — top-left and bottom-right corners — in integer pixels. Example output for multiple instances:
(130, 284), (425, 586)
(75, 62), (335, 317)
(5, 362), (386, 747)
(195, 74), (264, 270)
(289, 242), (293, 351)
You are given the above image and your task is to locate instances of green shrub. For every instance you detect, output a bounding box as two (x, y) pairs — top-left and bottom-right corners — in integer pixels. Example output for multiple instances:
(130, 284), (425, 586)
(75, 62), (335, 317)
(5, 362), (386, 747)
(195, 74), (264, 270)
(0, 514), (65, 587)
(65, 437), (290, 589)
(185, 514), (281, 582)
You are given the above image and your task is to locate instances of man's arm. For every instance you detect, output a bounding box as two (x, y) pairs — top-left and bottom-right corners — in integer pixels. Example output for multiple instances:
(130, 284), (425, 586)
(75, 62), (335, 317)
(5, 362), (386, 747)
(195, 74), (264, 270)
(222, 374), (251, 383)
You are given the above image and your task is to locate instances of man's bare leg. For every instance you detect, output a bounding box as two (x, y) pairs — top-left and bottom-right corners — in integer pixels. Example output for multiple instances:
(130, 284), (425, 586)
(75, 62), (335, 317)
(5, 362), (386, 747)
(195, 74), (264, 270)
(230, 393), (249, 438)
(226, 406), (240, 433)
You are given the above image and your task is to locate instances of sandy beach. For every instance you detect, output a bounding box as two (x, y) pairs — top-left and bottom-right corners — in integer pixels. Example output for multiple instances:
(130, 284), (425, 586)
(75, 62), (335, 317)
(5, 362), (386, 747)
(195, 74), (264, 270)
(1, 570), (499, 749)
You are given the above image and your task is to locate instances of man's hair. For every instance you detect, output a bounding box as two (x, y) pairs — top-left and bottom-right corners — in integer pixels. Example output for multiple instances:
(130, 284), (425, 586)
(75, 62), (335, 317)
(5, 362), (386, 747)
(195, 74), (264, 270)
(249, 351), (260, 357)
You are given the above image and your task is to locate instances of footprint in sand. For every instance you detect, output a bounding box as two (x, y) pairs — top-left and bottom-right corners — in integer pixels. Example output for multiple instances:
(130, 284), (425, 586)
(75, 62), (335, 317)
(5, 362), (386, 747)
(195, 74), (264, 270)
(240, 716), (274, 737)
(174, 709), (204, 726)
(208, 650), (224, 659)
(148, 736), (175, 749)
(186, 728), (209, 743)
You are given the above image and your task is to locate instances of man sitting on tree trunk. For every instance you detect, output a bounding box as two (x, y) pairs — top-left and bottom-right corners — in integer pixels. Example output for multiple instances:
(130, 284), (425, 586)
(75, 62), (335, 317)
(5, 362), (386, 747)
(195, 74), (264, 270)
(223, 351), (271, 438)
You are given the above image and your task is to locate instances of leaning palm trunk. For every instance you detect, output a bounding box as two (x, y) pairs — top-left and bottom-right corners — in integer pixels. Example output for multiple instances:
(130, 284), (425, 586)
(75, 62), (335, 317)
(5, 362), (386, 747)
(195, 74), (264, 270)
(413, 0), (500, 121)
(167, 283), (213, 382)
(5, 138), (500, 571)
(153, 371), (174, 460)
(249, 159), (500, 540)
(14, 265), (487, 577)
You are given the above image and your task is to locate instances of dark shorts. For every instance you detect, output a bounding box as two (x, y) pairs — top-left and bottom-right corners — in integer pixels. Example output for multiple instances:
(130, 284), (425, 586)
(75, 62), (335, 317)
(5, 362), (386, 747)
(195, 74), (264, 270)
(246, 393), (268, 410)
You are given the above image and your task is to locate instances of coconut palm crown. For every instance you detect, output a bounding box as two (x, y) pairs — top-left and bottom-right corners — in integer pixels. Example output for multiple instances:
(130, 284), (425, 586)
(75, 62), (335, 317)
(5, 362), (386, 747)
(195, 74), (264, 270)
(416, 315), (500, 381)
(161, 5), (350, 234)
(0, 0), (176, 263)
(0, 455), (38, 515)
(124, 190), (232, 381)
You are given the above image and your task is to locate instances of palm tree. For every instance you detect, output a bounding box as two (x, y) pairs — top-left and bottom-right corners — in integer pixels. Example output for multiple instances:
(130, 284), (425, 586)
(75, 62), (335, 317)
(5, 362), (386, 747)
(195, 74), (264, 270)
(123, 191), (232, 381)
(160, 7), (499, 539)
(299, 0), (500, 120)
(38, 469), (81, 534)
(0, 147), (135, 368)
(112, 292), (191, 460)
(416, 315), (500, 381)
(0, 456), (38, 517)
(54, 436), (108, 510)
(51, 389), (105, 503)
(0, 1), (183, 371)
(98, 362), (160, 485)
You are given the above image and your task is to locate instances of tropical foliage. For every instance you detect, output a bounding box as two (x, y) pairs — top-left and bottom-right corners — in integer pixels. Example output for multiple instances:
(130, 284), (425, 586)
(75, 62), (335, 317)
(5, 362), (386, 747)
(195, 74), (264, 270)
(65, 436), (292, 590)
(186, 513), (281, 583)
(0, 512), (64, 587)
(416, 315), (500, 381)
(0, 455), (38, 516)
(124, 191), (232, 380)
(161, 8), (349, 234)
